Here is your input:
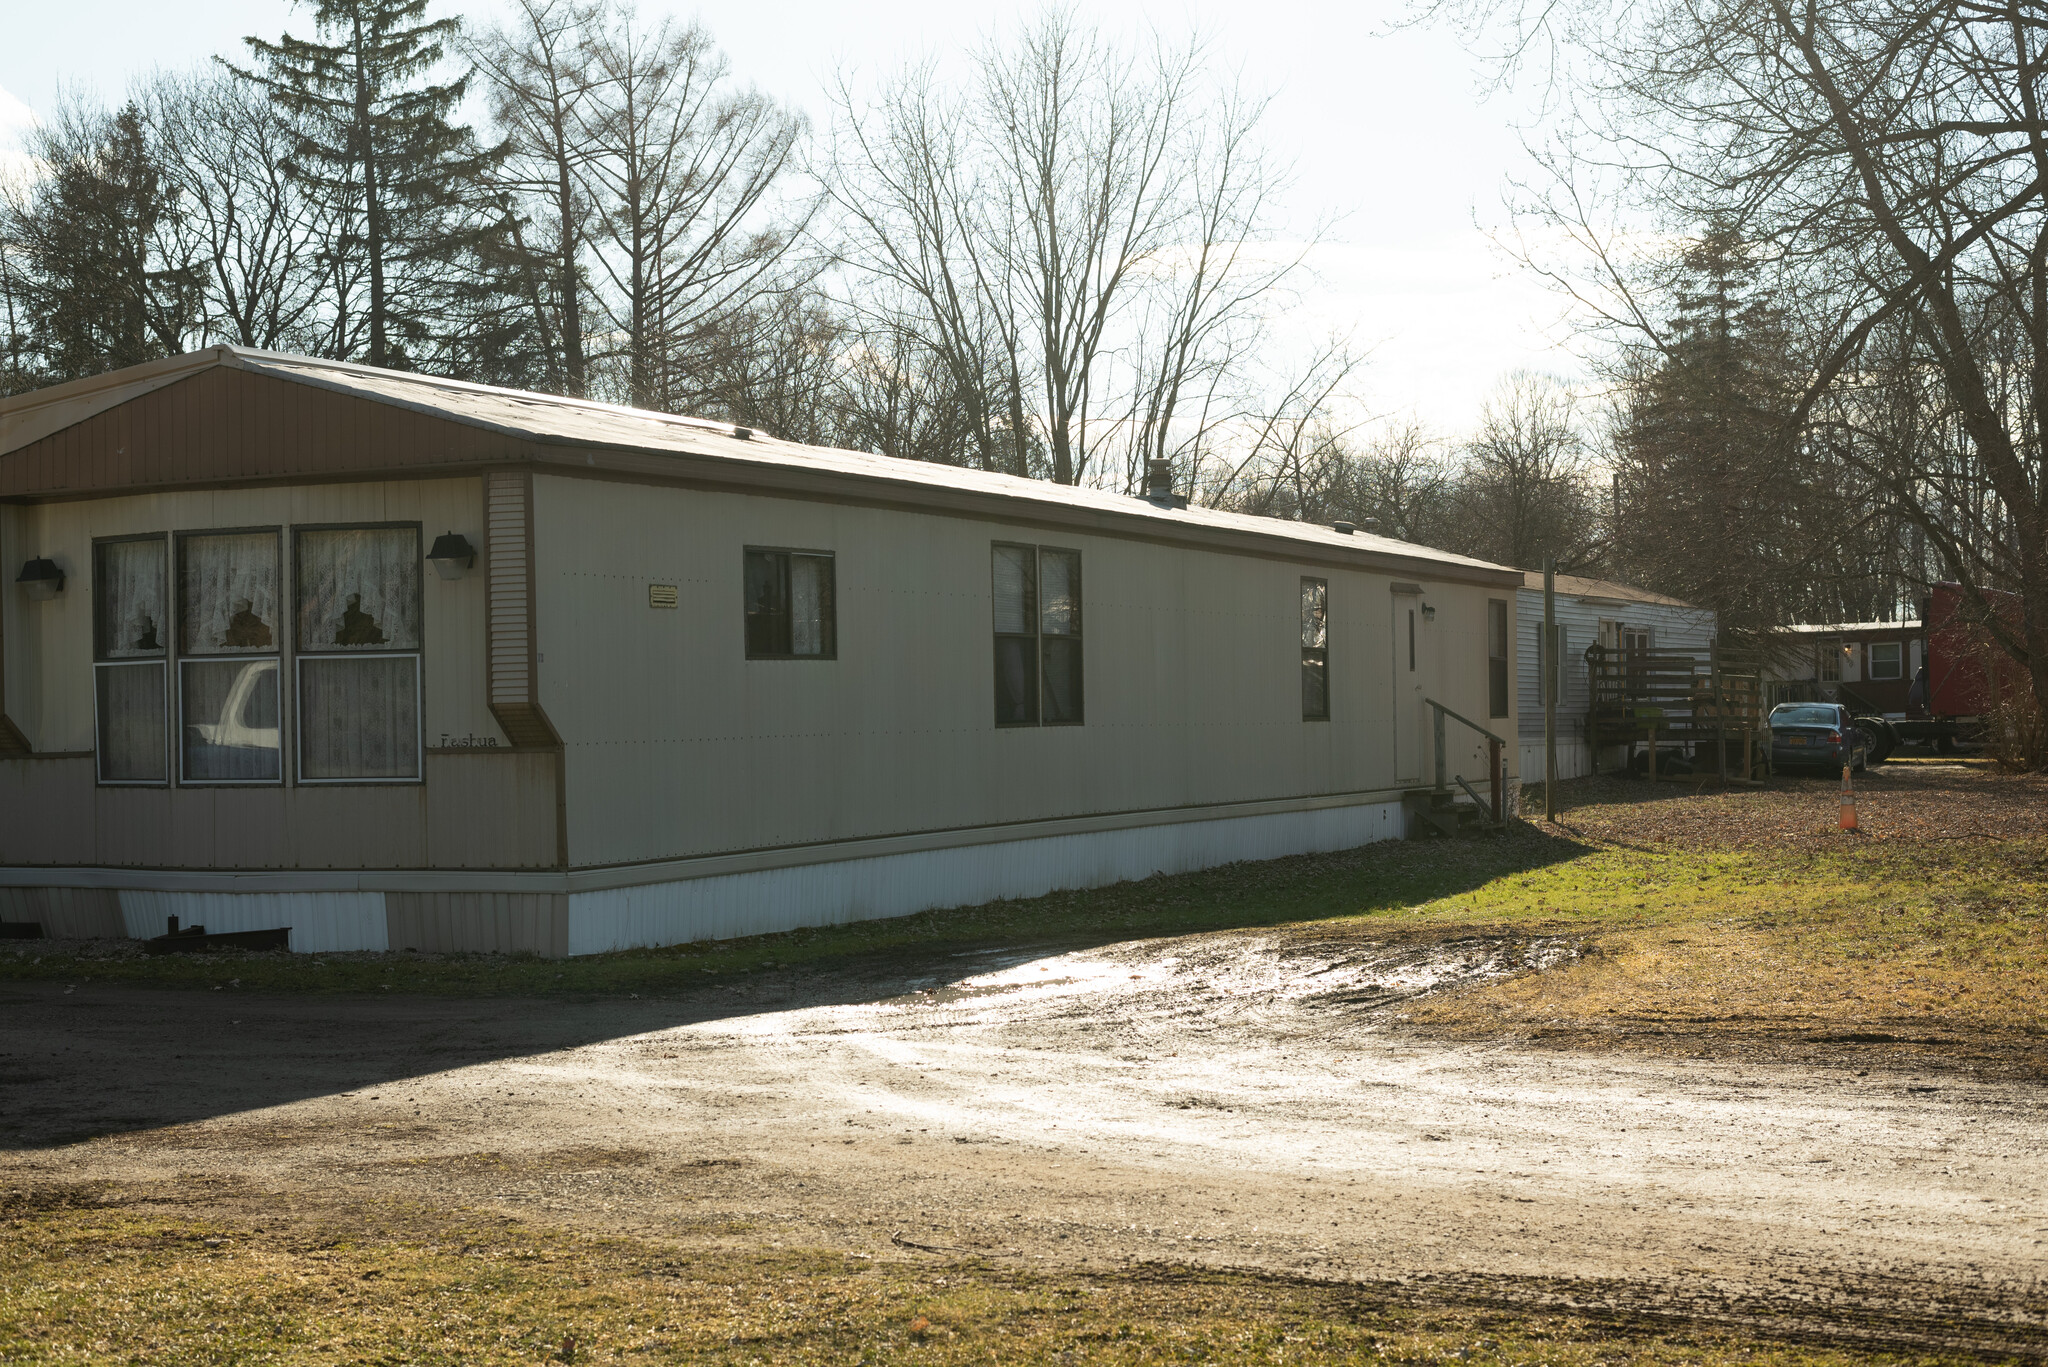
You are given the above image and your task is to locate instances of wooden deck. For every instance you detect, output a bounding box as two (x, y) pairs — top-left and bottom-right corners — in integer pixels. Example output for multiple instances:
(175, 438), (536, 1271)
(1586, 645), (1769, 781)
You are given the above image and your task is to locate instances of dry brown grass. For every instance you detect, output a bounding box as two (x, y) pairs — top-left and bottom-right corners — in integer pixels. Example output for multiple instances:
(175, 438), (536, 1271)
(0, 1182), (2005, 1366)
(1409, 762), (2048, 1073)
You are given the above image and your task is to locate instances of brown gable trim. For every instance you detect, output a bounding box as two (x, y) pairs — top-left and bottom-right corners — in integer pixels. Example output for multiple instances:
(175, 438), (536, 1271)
(0, 348), (233, 456)
(0, 366), (533, 501)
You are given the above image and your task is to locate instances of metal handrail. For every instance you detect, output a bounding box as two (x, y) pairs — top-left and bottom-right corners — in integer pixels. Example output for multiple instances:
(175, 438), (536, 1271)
(1424, 697), (1508, 823)
(1453, 774), (1502, 829)
(1423, 698), (1507, 747)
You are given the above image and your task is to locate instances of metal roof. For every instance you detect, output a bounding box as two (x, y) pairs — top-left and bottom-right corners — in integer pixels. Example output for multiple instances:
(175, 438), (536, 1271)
(1517, 570), (1701, 610)
(1780, 620), (1922, 634)
(0, 346), (1519, 584)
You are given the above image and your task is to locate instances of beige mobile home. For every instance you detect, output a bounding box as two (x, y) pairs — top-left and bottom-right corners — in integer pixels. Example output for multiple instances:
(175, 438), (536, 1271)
(0, 348), (1521, 955)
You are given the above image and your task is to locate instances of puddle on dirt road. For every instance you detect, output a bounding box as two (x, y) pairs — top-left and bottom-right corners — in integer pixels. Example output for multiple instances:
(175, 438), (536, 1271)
(925, 932), (1578, 1017)
(709, 931), (1580, 1048)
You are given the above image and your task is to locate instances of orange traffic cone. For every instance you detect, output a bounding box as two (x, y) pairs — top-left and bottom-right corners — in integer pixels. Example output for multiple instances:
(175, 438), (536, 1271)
(1839, 764), (1859, 831)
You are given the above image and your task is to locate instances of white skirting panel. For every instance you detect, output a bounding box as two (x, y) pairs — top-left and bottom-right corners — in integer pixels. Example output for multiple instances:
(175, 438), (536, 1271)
(117, 890), (390, 954)
(566, 800), (1404, 956)
(1517, 739), (1596, 783)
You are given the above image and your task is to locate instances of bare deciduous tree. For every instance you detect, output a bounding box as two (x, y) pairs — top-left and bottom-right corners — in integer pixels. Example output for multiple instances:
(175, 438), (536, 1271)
(1456, 370), (1599, 570)
(1429, 0), (2048, 746)
(467, 0), (599, 395)
(147, 70), (330, 352)
(573, 7), (808, 410)
(821, 9), (1307, 487)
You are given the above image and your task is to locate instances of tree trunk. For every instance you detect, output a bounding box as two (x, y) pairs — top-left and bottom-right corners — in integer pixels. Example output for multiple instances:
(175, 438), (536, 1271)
(353, 7), (386, 369)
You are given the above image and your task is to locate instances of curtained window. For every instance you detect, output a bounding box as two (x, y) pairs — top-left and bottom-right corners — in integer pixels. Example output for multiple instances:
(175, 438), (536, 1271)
(294, 525), (422, 781)
(744, 549), (836, 658)
(177, 530), (282, 783)
(1301, 578), (1329, 720)
(993, 544), (1083, 727)
(93, 536), (169, 783)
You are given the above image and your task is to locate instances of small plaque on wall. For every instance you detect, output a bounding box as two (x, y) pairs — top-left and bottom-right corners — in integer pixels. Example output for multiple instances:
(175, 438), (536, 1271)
(648, 583), (678, 608)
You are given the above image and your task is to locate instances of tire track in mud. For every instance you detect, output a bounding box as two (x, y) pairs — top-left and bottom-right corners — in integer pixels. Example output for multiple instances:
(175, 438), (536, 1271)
(4, 927), (2044, 1359)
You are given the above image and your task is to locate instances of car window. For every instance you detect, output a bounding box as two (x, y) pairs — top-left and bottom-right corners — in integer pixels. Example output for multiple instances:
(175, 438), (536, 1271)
(1772, 705), (1837, 726)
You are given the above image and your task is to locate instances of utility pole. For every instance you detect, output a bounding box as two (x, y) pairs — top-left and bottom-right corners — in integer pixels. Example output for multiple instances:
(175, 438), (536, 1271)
(1544, 557), (1558, 822)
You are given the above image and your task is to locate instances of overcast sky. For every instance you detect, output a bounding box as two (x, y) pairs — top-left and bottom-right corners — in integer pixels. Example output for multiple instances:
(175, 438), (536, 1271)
(0, 0), (1583, 435)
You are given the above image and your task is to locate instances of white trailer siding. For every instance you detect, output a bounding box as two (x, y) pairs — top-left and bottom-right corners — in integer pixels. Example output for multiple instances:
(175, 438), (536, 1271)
(535, 473), (1517, 869)
(0, 347), (1528, 954)
(1515, 576), (1714, 781)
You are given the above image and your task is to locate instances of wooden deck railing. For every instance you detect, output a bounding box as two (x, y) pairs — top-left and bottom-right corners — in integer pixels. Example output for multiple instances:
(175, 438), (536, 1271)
(1585, 644), (1768, 782)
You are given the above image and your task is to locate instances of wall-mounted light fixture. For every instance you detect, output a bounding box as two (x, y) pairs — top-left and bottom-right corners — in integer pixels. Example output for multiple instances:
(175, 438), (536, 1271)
(1421, 602), (1437, 622)
(16, 557), (64, 601)
(426, 532), (478, 580)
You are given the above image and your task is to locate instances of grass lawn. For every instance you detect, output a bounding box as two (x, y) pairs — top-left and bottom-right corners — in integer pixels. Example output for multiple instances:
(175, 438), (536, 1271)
(0, 1185), (1998, 1367)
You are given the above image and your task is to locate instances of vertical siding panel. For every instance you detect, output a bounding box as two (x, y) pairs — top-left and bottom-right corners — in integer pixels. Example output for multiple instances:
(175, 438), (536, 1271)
(148, 378), (165, 485)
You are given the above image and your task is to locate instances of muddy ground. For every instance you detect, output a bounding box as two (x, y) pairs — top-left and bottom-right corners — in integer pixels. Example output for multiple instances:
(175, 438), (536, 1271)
(5, 914), (2045, 1359)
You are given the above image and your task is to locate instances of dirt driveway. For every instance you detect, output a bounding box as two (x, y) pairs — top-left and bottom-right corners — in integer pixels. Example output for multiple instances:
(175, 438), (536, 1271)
(5, 921), (2044, 1357)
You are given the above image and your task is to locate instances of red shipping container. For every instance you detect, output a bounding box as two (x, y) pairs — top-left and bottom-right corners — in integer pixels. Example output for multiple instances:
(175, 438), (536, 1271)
(1925, 582), (2025, 718)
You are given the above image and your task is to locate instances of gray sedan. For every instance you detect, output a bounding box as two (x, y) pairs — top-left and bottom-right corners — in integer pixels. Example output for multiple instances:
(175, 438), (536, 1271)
(1768, 702), (1871, 772)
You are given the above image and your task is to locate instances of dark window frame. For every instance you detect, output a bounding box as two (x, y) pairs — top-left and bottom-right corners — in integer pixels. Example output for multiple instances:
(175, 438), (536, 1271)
(1301, 577), (1329, 721)
(175, 526), (286, 787)
(289, 521), (426, 787)
(743, 546), (838, 660)
(992, 542), (1084, 728)
(288, 521), (425, 656)
(91, 532), (171, 787)
(1487, 598), (1510, 718)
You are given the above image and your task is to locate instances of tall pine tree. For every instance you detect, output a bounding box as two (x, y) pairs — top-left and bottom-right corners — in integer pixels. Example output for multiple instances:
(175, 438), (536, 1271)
(0, 101), (201, 385)
(237, 0), (514, 370)
(1611, 224), (1810, 634)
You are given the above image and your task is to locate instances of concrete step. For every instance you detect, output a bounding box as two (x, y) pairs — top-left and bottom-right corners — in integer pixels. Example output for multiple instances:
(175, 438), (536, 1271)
(1400, 789), (1499, 839)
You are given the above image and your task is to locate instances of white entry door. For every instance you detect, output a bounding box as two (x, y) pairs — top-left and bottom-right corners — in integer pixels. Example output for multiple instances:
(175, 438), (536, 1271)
(1392, 594), (1433, 784)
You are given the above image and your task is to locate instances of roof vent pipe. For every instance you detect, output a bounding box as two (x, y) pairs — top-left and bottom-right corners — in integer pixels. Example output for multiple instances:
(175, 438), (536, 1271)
(1141, 458), (1186, 509)
(1144, 458), (1173, 499)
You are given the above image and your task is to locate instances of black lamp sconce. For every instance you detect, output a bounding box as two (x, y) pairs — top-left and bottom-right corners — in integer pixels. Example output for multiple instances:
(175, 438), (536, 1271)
(16, 557), (64, 601)
(426, 532), (478, 580)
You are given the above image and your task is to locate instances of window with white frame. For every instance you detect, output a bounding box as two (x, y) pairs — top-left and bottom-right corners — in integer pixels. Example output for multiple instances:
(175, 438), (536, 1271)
(992, 543), (1082, 726)
(92, 535), (169, 784)
(1818, 640), (1841, 682)
(177, 529), (283, 784)
(293, 525), (423, 782)
(1869, 641), (1903, 680)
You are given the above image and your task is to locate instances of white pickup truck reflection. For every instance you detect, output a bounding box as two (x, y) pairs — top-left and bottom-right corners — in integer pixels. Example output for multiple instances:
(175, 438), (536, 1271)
(186, 660), (280, 779)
